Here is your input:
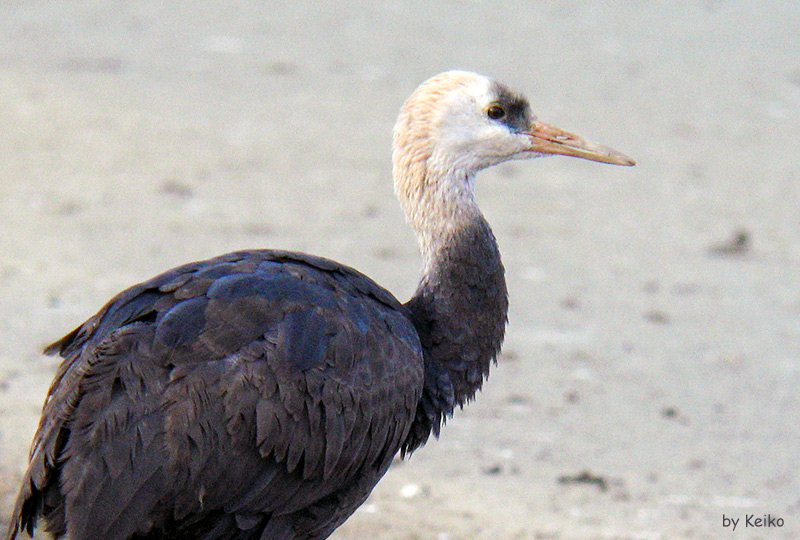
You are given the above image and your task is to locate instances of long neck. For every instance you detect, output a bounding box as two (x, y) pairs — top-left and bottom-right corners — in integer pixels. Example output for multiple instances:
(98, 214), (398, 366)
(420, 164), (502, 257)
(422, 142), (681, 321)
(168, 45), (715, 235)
(398, 167), (509, 454)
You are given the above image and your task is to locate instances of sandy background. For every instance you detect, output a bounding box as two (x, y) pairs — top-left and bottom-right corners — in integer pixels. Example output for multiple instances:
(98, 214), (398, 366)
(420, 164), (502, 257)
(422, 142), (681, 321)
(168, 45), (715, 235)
(1, 1), (799, 539)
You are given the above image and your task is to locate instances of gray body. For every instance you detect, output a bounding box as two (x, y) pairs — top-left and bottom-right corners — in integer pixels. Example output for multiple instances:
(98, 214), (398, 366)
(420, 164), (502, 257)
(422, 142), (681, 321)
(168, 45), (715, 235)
(6, 222), (506, 540)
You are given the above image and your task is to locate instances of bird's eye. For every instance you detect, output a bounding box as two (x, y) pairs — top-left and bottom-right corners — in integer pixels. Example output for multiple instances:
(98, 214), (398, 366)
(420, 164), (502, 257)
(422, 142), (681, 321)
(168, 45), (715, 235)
(486, 105), (506, 120)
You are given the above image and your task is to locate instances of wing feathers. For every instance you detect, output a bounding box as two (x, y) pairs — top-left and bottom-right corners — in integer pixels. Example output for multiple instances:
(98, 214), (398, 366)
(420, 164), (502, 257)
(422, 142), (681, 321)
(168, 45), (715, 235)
(6, 250), (423, 540)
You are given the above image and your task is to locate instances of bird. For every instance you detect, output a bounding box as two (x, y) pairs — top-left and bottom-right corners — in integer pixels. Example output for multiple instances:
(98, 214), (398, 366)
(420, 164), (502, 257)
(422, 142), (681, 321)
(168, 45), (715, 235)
(5, 70), (634, 540)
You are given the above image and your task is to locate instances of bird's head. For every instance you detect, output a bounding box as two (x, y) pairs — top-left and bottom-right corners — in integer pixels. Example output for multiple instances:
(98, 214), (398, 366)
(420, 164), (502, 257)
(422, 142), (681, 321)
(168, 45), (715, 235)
(393, 70), (634, 177)
(392, 71), (634, 234)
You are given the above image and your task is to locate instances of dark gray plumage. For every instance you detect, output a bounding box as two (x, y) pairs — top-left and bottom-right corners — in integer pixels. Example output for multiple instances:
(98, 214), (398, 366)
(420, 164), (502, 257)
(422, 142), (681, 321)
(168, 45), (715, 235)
(9, 251), (427, 540)
(5, 71), (632, 540)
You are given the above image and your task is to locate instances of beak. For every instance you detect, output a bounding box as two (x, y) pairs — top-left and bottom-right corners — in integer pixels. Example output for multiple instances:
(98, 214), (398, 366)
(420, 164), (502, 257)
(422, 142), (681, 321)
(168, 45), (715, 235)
(524, 120), (635, 166)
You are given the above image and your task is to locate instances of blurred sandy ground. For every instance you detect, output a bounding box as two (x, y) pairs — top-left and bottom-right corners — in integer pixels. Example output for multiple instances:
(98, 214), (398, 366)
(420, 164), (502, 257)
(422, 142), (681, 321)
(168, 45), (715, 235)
(1, 1), (799, 539)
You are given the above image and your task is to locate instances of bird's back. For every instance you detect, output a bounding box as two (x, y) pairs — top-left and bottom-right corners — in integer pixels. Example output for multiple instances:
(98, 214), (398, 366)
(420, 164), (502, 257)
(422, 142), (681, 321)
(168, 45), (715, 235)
(6, 250), (424, 540)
